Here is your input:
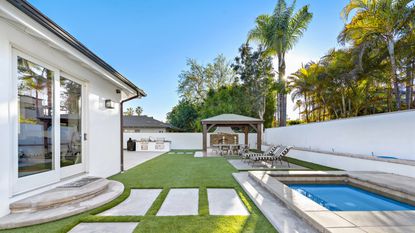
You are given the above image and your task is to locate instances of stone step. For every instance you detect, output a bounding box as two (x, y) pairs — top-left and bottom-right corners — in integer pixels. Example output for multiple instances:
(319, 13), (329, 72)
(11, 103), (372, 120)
(10, 177), (109, 213)
(0, 180), (124, 230)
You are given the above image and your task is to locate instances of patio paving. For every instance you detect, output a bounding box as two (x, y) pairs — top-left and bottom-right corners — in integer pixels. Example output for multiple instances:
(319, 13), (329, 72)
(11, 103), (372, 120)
(207, 189), (249, 216)
(124, 151), (165, 170)
(228, 159), (307, 170)
(156, 189), (199, 216)
(233, 172), (318, 233)
(99, 189), (162, 216)
(68, 222), (138, 233)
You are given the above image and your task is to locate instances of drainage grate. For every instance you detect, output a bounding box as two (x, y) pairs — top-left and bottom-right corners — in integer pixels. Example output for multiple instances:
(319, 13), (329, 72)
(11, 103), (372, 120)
(57, 177), (101, 188)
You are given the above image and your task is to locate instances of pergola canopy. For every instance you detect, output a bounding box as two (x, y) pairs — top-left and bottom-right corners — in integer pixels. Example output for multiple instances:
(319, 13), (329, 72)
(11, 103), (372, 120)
(201, 114), (264, 151)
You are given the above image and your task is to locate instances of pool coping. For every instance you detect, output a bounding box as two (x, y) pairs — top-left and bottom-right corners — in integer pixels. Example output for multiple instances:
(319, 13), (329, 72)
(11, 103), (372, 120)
(249, 171), (415, 233)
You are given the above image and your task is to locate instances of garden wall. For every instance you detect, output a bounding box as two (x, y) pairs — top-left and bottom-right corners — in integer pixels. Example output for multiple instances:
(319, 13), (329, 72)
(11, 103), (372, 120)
(123, 132), (258, 150)
(264, 110), (415, 160)
(264, 110), (415, 178)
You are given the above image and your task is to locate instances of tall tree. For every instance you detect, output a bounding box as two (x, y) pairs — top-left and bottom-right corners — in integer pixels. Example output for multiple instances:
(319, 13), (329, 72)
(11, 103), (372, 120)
(124, 107), (134, 116)
(248, 0), (313, 126)
(178, 55), (236, 103)
(339, 0), (415, 110)
(166, 100), (199, 132)
(135, 106), (143, 116)
(232, 44), (277, 123)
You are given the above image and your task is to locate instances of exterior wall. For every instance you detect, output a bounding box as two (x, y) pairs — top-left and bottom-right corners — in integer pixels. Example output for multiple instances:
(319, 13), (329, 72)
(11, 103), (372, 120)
(0, 18), (13, 218)
(264, 110), (415, 160)
(0, 8), (124, 216)
(124, 132), (258, 150)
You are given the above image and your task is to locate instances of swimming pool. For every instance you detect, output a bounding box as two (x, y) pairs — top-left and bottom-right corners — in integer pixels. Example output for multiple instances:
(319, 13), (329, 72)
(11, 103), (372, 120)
(289, 184), (415, 211)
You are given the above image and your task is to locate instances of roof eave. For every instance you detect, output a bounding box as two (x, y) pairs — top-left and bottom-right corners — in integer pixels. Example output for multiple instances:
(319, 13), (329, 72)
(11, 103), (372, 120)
(7, 0), (146, 97)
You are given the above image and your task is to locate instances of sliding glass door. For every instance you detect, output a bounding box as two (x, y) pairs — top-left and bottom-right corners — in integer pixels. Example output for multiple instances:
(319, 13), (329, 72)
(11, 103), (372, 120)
(60, 75), (85, 178)
(13, 50), (87, 194)
(17, 56), (55, 178)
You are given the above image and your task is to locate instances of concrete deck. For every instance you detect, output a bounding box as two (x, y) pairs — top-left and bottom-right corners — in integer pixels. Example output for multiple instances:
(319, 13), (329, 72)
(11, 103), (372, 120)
(248, 171), (415, 233)
(124, 151), (165, 170)
(233, 172), (318, 233)
(227, 159), (307, 170)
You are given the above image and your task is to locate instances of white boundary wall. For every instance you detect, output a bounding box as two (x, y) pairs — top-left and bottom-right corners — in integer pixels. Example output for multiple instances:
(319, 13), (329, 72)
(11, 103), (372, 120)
(264, 110), (415, 178)
(264, 110), (415, 160)
(124, 133), (258, 150)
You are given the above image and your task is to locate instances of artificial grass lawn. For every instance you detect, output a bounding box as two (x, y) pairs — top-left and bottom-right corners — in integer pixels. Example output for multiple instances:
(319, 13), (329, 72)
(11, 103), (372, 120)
(2, 151), (277, 233)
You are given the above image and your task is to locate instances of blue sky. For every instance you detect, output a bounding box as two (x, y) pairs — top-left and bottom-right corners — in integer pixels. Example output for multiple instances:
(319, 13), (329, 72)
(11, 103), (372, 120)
(29, 0), (349, 121)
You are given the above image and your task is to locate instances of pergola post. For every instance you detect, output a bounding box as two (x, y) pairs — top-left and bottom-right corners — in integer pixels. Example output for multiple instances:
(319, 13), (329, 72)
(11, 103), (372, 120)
(244, 126), (249, 145)
(257, 123), (262, 151)
(202, 124), (208, 151)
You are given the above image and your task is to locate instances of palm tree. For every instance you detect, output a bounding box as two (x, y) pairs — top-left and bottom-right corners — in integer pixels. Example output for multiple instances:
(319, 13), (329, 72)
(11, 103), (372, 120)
(248, 0), (313, 127)
(339, 0), (415, 110)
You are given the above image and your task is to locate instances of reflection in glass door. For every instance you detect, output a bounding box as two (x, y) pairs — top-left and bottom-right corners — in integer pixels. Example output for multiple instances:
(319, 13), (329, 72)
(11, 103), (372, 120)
(60, 76), (83, 169)
(17, 57), (54, 178)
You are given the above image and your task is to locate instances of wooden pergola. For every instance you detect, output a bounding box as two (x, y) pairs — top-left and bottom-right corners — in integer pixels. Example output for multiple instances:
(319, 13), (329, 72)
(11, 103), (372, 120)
(201, 114), (264, 151)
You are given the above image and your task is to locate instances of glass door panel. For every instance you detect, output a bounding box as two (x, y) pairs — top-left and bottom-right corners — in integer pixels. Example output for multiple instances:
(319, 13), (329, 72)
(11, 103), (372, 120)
(60, 77), (83, 168)
(17, 56), (54, 178)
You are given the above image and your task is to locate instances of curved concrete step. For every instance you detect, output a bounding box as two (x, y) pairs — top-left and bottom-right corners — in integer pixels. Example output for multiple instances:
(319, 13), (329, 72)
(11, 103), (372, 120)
(10, 177), (109, 213)
(0, 180), (124, 230)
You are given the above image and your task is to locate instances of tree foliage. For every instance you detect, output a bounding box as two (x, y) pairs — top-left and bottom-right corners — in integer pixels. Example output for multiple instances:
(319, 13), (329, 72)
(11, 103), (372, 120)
(168, 46), (277, 131)
(166, 100), (199, 132)
(248, 0), (313, 126)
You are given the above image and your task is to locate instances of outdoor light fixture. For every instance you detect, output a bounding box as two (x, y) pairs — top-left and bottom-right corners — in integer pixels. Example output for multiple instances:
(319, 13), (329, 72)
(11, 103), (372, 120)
(105, 99), (115, 109)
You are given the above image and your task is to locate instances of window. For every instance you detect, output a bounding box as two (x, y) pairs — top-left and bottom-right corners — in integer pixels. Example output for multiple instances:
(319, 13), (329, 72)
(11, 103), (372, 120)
(17, 56), (54, 177)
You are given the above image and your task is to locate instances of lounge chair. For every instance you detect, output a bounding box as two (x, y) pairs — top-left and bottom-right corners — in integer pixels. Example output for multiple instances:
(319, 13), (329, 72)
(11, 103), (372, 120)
(242, 145), (280, 162)
(249, 146), (293, 168)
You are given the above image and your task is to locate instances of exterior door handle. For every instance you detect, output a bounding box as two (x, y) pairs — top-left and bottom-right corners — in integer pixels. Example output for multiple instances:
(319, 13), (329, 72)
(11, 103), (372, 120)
(84, 133), (88, 141)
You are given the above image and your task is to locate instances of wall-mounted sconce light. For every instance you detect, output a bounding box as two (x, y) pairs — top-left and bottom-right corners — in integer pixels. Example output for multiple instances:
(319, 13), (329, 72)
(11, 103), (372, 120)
(105, 99), (115, 109)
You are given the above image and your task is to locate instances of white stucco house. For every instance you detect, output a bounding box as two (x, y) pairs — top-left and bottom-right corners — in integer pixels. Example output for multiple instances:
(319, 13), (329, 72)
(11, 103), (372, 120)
(0, 0), (145, 218)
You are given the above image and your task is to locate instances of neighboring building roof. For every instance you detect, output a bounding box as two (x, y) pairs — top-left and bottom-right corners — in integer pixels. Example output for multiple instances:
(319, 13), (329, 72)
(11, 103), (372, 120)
(201, 114), (263, 123)
(7, 0), (146, 97)
(123, 115), (174, 129)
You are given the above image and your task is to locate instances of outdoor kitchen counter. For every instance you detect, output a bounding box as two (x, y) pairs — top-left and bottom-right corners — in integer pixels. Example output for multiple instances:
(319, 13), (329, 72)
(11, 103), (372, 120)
(135, 140), (171, 152)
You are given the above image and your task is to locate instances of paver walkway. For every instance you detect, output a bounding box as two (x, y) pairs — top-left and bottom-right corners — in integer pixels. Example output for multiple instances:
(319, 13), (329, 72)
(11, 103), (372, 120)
(69, 222), (138, 233)
(99, 189), (161, 216)
(157, 189), (199, 216)
(207, 189), (249, 216)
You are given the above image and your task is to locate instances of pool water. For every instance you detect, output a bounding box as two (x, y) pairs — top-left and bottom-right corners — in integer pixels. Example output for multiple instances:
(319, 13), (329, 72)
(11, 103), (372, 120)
(288, 184), (415, 211)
